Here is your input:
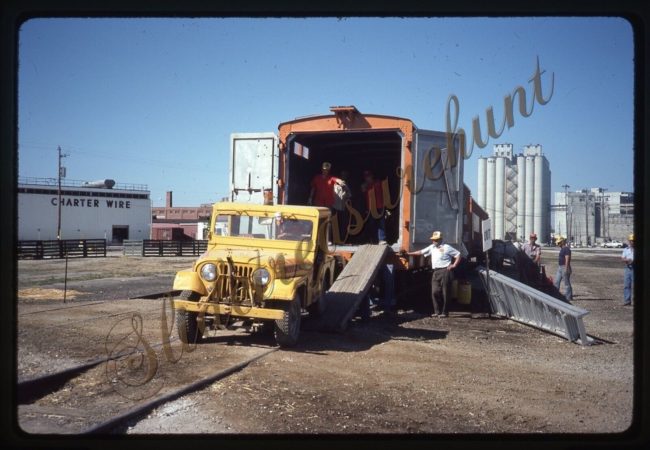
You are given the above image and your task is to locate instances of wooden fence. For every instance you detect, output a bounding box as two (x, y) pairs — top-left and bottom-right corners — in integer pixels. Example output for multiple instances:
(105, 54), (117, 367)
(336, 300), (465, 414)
(17, 239), (107, 260)
(142, 240), (208, 257)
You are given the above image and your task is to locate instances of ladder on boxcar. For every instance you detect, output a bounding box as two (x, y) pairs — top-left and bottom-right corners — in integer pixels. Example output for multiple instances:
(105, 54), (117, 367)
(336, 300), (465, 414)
(319, 244), (390, 332)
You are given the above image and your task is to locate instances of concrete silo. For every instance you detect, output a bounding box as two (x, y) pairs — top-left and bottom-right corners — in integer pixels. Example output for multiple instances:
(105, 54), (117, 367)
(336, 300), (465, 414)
(534, 153), (544, 239)
(477, 143), (551, 243)
(486, 157), (496, 225)
(494, 156), (505, 240)
(524, 155), (535, 239)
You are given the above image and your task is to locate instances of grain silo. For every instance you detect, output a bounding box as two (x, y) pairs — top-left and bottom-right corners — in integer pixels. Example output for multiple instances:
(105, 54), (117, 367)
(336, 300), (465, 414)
(486, 157), (496, 224)
(476, 143), (551, 243)
(494, 156), (505, 240)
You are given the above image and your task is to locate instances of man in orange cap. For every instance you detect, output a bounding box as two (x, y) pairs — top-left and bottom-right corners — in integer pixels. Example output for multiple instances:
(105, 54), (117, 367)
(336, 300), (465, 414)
(522, 232), (542, 265)
(308, 161), (339, 209)
(406, 231), (462, 318)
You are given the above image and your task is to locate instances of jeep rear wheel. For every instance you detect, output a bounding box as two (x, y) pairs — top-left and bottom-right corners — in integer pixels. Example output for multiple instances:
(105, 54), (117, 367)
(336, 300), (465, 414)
(274, 294), (302, 348)
(176, 290), (204, 344)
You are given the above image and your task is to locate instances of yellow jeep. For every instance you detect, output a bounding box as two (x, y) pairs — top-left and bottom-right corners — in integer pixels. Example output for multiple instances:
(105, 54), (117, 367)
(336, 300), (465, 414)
(172, 202), (339, 347)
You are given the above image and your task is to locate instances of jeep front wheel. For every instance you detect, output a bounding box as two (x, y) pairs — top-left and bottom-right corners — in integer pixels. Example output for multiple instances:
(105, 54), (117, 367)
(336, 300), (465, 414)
(274, 294), (302, 348)
(176, 290), (204, 344)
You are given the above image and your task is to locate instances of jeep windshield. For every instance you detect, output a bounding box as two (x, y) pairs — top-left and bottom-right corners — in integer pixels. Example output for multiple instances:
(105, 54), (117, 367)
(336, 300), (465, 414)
(214, 213), (313, 242)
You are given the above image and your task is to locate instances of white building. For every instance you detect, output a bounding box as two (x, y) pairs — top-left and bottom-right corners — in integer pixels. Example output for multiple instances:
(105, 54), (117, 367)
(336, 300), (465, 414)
(477, 144), (551, 243)
(18, 177), (151, 243)
(551, 188), (633, 245)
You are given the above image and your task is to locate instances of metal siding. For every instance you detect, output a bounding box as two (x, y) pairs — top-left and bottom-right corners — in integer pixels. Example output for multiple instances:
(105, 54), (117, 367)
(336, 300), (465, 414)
(477, 157), (486, 210)
(230, 133), (278, 204)
(18, 189), (151, 241)
(411, 130), (463, 248)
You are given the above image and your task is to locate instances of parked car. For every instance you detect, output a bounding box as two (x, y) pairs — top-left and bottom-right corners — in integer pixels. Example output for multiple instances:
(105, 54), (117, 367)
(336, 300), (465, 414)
(603, 241), (624, 248)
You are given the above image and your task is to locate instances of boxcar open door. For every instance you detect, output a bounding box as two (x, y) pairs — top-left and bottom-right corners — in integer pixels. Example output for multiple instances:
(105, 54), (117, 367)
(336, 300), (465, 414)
(410, 129), (464, 251)
(229, 133), (279, 204)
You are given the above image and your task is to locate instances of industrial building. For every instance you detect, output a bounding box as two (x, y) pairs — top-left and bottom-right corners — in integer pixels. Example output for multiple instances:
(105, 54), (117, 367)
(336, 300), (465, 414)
(477, 144), (551, 243)
(151, 191), (213, 240)
(18, 177), (151, 242)
(551, 188), (634, 245)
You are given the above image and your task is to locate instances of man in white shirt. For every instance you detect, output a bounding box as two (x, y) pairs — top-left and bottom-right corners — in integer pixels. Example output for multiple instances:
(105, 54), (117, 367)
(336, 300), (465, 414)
(406, 231), (461, 318)
(621, 233), (634, 306)
(522, 232), (542, 265)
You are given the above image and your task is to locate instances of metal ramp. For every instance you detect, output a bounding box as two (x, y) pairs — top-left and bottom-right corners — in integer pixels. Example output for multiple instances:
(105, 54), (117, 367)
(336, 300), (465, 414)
(320, 244), (390, 332)
(478, 268), (593, 345)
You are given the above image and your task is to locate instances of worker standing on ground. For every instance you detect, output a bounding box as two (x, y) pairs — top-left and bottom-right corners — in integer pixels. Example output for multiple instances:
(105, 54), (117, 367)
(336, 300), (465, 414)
(523, 232), (542, 265)
(554, 236), (573, 301)
(361, 170), (387, 244)
(621, 233), (634, 306)
(406, 231), (461, 318)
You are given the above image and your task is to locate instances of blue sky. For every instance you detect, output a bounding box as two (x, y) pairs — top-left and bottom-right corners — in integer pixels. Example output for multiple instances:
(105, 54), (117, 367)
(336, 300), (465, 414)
(18, 17), (634, 206)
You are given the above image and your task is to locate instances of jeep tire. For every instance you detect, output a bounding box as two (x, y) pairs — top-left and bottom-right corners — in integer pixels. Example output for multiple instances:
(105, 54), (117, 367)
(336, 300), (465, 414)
(274, 293), (302, 348)
(176, 290), (204, 344)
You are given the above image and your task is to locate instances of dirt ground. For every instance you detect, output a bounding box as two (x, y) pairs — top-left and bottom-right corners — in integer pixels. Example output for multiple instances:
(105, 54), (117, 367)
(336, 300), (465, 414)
(16, 249), (634, 434)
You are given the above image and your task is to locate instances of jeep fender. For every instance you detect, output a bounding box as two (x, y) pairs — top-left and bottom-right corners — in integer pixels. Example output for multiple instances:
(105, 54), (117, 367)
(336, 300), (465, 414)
(173, 270), (207, 296)
(267, 276), (307, 301)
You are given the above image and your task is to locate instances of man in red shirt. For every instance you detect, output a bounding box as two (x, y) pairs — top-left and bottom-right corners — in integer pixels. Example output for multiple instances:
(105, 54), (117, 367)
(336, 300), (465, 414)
(308, 162), (337, 208)
(361, 170), (387, 244)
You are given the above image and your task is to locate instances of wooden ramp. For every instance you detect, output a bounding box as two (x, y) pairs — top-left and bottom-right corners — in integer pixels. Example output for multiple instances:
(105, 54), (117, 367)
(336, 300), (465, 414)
(319, 244), (390, 332)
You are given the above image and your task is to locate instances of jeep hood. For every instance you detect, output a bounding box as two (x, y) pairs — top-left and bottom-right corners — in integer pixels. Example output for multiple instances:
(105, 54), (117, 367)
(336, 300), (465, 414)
(197, 247), (314, 269)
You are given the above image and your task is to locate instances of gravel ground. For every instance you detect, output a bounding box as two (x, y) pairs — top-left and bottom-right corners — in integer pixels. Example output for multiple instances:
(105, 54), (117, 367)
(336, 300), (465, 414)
(17, 250), (634, 434)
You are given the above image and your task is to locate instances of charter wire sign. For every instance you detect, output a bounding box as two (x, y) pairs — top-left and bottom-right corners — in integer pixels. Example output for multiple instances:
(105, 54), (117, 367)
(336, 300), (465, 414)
(482, 218), (493, 252)
(18, 177), (152, 243)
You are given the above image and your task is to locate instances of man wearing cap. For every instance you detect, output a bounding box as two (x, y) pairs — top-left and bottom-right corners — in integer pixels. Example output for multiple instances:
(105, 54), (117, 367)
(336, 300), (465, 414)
(406, 231), (461, 318)
(308, 162), (339, 209)
(522, 232), (542, 265)
(553, 236), (573, 301)
(621, 233), (634, 306)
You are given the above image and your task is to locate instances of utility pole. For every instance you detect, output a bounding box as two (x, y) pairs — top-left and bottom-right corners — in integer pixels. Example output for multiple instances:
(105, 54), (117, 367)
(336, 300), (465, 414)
(585, 190), (589, 246)
(57, 146), (68, 240)
(599, 188), (606, 241)
(562, 184), (570, 237)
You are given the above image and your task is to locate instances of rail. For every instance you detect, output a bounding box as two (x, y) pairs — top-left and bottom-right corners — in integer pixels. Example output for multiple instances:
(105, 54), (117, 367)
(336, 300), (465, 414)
(478, 267), (593, 345)
(18, 176), (148, 192)
(18, 239), (107, 260)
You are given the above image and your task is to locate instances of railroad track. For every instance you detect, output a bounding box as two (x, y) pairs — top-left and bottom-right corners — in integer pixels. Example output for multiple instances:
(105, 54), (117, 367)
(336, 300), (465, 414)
(18, 337), (279, 434)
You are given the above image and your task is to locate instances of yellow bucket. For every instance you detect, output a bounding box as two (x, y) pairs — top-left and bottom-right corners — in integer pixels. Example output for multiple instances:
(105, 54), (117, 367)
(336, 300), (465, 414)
(457, 281), (472, 305)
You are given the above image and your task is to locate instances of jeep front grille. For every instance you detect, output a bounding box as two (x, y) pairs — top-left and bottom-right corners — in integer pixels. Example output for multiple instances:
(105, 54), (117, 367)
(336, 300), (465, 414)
(215, 262), (255, 305)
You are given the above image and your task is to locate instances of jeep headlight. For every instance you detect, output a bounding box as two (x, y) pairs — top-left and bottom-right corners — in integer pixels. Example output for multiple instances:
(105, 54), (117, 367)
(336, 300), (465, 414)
(200, 263), (217, 282)
(252, 268), (271, 286)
